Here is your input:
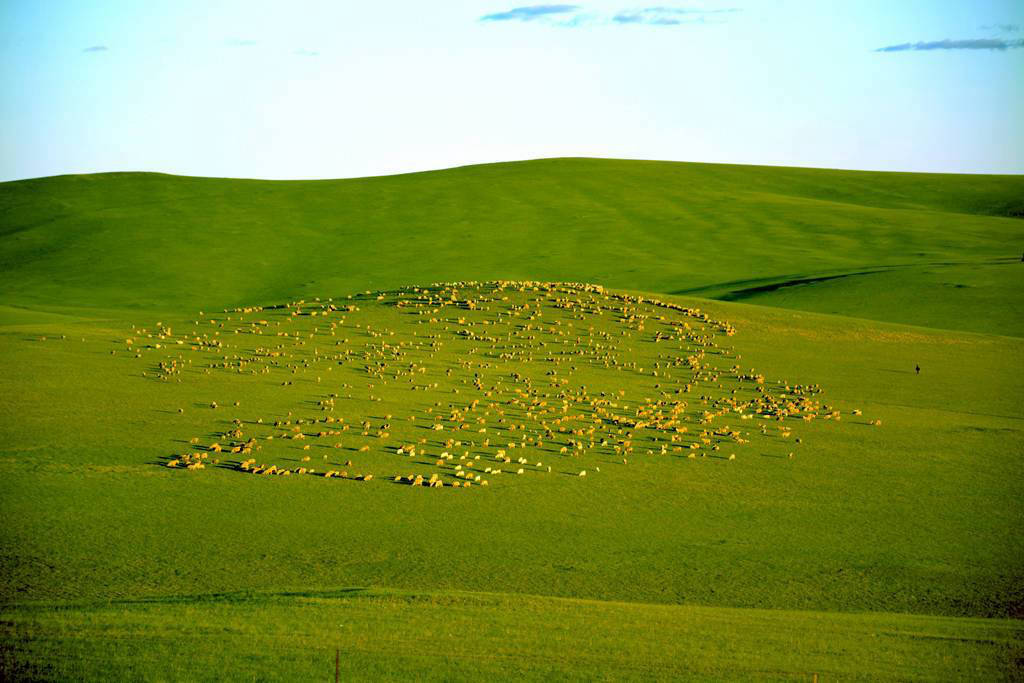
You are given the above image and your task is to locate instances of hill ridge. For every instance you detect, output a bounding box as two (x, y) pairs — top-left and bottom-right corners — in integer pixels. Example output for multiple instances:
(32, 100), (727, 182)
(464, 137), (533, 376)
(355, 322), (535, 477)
(5, 157), (1024, 215)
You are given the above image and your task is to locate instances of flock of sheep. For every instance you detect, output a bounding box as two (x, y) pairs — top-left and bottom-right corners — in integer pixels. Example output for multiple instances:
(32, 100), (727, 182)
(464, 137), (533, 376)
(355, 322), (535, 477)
(128, 281), (866, 489)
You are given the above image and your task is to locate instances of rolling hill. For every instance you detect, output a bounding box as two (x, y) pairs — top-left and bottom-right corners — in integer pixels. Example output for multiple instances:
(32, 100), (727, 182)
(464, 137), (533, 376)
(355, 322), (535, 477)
(1, 158), (1022, 334)
(1, 159), (1022, 679)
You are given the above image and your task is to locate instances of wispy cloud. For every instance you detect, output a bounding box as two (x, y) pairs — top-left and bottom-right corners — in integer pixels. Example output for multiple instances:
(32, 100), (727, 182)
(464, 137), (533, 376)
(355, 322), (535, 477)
(82, 45), (108, 53)
(480, 5), (580, 22)
(480, 5), (738, 27)
(875, 38), (1024, 52)
(980, 24), (1020, 33)
(612, 7), (739, 25)
(294, 48), (319, 57)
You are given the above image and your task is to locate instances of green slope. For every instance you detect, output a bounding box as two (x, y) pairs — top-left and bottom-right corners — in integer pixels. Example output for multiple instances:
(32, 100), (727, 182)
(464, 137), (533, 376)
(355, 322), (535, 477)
(1, 285), (1021, 678)
(1, 159), (1022, 679)
(1, 158), (1021, 334)
(1, 287), (1020, 617)
(4, 589), (1021, 681)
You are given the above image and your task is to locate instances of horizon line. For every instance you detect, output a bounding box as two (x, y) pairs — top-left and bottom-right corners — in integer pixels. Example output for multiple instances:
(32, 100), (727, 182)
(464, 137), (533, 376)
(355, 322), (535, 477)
(3, 156), (1023, 185)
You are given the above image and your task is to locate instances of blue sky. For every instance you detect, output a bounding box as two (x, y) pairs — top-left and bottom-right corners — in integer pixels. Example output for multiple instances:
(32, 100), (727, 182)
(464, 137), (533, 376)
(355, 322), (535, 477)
(0, 0), (1021, 181)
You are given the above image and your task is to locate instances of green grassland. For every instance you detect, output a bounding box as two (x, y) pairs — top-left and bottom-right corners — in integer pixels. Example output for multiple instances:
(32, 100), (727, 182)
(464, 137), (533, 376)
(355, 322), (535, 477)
(1, 159), (1023, 679)
(2, 158), (1022, 334)
(4, 589), (1021, 681)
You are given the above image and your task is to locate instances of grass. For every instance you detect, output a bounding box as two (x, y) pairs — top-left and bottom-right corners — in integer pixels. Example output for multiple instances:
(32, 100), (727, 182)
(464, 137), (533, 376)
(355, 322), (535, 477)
(0, 158), (1022, 679)
(2, 283), (1022, 613)
(1, 158), (1022, 335)
(4, 589), (1022, 681)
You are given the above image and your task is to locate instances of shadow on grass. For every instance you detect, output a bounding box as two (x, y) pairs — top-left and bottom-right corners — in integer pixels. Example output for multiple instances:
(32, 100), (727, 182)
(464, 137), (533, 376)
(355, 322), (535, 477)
(9, 587), (381, 612)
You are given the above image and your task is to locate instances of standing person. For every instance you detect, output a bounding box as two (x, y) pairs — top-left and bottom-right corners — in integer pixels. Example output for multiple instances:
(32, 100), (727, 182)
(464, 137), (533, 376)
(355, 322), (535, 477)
(915, 364), (920, 375)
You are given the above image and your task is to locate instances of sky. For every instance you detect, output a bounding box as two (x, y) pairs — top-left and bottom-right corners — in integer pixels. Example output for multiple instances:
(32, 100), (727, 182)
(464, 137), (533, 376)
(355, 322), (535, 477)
(1, 0), (1022, 181)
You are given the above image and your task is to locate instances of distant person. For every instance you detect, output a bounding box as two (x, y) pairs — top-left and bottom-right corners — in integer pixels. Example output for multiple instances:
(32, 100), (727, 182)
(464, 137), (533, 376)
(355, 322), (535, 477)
(915, 364), (920, 375)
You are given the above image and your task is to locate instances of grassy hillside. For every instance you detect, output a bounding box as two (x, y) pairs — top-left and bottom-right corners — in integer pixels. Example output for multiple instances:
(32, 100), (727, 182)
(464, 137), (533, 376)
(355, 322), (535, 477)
(5, 589), (1021, 681)
(2, 284), (1021, 606)
(1, 159), (1021, 679)
(1, 158), (1022, 335)
(1, 284), (1021, 678)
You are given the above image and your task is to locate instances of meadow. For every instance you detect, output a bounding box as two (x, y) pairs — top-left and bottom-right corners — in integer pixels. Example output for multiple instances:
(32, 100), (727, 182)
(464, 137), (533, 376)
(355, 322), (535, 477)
(1, 159), (1022, 679)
